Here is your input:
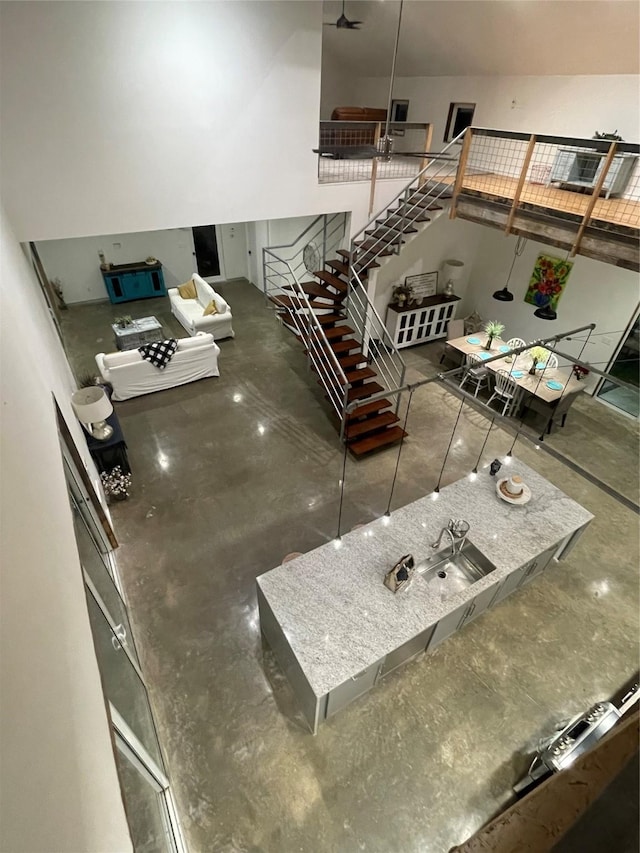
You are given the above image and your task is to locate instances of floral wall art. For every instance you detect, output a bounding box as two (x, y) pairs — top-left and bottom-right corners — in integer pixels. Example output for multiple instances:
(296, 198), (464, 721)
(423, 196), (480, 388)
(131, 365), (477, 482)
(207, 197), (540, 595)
(524, 254), (573, 310)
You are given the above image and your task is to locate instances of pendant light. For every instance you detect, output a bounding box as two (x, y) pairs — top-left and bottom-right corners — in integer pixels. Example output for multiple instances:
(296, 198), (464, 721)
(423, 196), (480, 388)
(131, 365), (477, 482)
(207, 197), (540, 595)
(533, 295), (558, 321)
(493, 235), (527, 302)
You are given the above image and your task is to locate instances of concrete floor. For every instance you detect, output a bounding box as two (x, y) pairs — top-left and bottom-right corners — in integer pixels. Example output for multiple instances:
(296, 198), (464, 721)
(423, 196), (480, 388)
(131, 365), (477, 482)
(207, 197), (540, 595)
(63, 282), (639, 853)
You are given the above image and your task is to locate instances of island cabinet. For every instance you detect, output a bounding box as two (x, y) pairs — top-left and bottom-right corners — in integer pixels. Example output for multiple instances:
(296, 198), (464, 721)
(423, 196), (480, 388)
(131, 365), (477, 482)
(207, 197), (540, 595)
(256, 459), (593, 733)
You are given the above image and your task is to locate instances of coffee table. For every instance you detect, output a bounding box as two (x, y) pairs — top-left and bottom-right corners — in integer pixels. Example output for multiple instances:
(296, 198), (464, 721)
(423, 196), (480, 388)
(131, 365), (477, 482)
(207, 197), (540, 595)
(112, 316), (164, 351)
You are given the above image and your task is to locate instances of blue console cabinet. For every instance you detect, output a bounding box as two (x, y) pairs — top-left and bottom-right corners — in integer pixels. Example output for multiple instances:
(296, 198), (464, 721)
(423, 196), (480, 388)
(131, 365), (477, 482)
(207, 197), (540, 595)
(102, 261), (166, 304)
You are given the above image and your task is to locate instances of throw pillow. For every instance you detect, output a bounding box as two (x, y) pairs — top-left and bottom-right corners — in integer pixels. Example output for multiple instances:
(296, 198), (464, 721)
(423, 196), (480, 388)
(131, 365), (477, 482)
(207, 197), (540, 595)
(178, 279), (197, 299)
(203, 300), (218, 317)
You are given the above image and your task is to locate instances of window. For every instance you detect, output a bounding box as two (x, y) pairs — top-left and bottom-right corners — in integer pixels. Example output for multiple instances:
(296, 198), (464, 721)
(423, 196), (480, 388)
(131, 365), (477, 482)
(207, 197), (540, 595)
(444, 102), (476, 143)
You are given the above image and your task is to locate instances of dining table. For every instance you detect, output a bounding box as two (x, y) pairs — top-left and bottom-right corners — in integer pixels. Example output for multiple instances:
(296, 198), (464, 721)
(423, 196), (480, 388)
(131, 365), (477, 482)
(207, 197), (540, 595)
(445, 334), (585, 431)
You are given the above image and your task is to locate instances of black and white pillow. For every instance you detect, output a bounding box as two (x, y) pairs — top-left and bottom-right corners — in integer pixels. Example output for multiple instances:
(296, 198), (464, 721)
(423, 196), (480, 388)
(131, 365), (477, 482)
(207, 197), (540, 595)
(138, 339), (178, 369)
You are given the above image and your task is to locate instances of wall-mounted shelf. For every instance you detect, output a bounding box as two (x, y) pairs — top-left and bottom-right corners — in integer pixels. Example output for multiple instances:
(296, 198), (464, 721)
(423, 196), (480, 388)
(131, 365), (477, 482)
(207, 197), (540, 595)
(386, 294), (460, 349)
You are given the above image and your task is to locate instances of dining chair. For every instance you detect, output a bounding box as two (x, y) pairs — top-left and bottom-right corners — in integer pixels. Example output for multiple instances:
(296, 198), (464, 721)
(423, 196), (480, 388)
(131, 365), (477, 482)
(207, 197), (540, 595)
(506, 337), (526, 351)
(459, 353), (489, 397)
(439, 318), (465, 364)
(545, 353), (559, 369)
(487, 369), (520, 416)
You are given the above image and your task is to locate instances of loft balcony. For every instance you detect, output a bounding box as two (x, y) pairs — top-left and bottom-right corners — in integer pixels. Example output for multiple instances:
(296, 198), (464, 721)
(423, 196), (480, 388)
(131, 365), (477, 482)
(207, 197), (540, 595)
(448, 128), (640, 272)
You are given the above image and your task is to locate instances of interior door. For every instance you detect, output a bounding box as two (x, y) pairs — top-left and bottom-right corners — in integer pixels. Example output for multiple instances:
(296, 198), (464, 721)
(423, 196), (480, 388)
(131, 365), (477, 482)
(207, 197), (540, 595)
(596, 312), (640, 417)
(192, 225), (224, 280)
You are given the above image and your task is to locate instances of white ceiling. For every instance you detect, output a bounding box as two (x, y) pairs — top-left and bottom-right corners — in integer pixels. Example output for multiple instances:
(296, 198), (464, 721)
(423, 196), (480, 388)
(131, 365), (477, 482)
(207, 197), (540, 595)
(322, 1), (640, 77)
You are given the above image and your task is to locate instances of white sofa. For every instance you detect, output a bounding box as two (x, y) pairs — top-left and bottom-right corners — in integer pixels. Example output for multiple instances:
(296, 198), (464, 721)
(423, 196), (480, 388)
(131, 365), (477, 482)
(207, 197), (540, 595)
(168, 273), (234, 339)
(95, 333), (220, 401)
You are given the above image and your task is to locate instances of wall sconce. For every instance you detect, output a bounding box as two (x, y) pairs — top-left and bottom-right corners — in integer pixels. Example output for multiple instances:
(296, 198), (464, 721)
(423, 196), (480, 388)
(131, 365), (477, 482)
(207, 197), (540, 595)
(71, 386), (113, 441)
(442, 259), (464, 297)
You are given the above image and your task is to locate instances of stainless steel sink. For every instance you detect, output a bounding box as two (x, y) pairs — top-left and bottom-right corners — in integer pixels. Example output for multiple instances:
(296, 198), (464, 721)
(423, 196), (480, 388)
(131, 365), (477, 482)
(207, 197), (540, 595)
(415, 541), (496, 596)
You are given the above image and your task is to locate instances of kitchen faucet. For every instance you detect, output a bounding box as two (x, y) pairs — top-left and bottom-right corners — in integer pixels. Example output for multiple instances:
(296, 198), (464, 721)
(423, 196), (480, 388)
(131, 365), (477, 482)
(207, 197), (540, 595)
(431, 518), (470, 556)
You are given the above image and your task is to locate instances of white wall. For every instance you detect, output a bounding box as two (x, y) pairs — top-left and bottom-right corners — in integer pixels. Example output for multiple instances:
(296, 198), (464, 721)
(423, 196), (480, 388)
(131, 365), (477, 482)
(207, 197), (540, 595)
(461, 228), (640, 384)
(319, 46), (356, 119)
(0, 1), (384, 242)
(0, 207), (132, 852)
(368, 212), (484, 319)
(37, 228), (197, 304)
(353, 75), (640, 147)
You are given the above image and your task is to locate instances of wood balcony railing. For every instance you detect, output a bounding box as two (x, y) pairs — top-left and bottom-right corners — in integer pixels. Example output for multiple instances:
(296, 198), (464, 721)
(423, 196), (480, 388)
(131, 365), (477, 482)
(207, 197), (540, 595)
(450, 128), (640, 270)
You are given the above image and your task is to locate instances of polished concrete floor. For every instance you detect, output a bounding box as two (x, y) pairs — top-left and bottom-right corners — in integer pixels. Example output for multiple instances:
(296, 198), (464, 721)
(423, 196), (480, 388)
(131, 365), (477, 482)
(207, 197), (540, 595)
(63, 282), (639, 852)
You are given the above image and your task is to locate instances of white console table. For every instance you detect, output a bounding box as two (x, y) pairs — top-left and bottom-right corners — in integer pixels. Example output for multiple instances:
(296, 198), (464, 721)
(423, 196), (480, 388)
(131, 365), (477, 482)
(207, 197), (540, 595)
(386, 295), (460, 349)
(549, 147), (637, 198)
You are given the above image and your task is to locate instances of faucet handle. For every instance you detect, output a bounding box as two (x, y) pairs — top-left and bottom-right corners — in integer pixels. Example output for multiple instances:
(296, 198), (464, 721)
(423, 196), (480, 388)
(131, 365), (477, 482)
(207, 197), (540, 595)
(448, 518), (470, 538)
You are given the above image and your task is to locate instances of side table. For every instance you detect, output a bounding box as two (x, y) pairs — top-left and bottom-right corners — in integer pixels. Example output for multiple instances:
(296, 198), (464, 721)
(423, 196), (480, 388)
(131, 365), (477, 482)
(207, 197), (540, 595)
(84, 410), (131, 475)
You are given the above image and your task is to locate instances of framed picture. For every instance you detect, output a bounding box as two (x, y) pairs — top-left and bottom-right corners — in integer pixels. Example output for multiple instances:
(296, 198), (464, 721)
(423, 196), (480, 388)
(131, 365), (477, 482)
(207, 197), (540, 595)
(406, 271), (438, 300)
(524, 254), (573, 310)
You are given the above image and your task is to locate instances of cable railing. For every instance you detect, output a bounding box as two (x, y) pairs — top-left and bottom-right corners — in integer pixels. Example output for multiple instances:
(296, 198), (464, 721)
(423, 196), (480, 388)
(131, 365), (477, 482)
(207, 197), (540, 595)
(345, 267), (405, 406)
(265, 212), (347, 284)
(348, 129), (467, 274)
(262, 252), (348, 419)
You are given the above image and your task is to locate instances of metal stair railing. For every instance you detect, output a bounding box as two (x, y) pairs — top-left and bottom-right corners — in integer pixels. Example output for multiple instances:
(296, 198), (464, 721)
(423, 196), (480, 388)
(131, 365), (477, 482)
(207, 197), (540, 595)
(264, 212), (347, 290)
(349, 128), (467, 273)
(345, 267), (405, 409)
(263, 251), (348, 423)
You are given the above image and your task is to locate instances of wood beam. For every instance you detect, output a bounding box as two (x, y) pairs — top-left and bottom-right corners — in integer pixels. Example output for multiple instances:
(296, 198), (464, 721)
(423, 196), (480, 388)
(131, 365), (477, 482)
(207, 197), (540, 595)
(418, 123), (434, 187)
(571, 141), (618, 256)
(368, 122), (382, 216)
(449, 128), (473, 219)
(504, 135), (537, 235)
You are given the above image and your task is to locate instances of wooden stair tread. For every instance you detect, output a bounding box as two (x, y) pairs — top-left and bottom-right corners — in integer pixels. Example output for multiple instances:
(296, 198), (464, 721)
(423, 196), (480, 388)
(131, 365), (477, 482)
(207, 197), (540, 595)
(315, 270), (348, 293)
(386, 212), (431, 226)
(344, 366), (376, 384)
(349, 426), (408, 456)
(347, 398), (392, 420)
(326, 259), (350, 277)
(347, 381), (384, 402)
(329, 338), (361, 354)
(270, 294), (338, 311)
(338, 353), (367, 369)
(367, 224), (417, 238)
(283, 282), (341, 301)
(345, 411), (400, 440)
(353, 238), (395, 255)
(316, 313), (345, 326)
(323, 324), (355, 340)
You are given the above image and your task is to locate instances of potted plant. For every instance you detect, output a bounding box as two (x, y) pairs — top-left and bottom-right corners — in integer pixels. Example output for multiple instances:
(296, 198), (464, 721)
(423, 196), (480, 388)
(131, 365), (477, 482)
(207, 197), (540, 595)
(529, 345), (550, 375)
(115, 315), (133, 329)
(483, 320), (505, 350)
(391, 283), (412, 308)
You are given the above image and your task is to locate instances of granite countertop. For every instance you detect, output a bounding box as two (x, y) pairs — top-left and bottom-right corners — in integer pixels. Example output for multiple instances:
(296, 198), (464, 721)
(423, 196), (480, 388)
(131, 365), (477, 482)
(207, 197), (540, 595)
(257, 459), (593, 698)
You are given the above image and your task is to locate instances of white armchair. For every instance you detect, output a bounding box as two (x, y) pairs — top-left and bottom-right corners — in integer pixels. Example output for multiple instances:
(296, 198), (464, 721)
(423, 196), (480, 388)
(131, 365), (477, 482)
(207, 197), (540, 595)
(168, 273), (234, 339)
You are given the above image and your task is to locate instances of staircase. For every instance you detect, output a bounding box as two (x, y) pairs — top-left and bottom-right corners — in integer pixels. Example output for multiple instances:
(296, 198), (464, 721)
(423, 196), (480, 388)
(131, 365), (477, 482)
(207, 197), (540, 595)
(262, 137), (462, 456)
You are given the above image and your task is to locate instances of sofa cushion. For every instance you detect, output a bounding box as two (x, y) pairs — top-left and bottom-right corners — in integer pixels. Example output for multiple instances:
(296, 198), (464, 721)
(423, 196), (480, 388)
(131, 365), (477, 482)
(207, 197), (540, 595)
(203, 299), (218, 316)
(177, 334), (213, 350)
(103, 350), (142, 368)
(178, 279), (197, 299)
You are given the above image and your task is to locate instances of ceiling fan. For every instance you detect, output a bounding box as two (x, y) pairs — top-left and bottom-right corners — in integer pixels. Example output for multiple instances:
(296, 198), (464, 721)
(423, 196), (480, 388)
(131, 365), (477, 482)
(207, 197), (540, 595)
(325, 0), (362, 30)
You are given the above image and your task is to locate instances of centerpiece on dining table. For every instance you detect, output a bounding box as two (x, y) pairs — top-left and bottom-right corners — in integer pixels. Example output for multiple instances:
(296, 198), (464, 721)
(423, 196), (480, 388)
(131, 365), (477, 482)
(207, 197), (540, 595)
(483, 320), (505, 351)
(528, 345), (551, 375)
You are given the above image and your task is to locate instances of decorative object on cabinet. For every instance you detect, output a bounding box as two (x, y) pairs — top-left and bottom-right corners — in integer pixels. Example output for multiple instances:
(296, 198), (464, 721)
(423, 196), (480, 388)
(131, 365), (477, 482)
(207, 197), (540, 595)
(441, 259), (464, 297)
(549, 146), (637, 198)
(102, 260), (166, 304)
(383, 554), (415, 594)
(493, 235), (527, 302)
(483, 320), (505, 350)
(386, 294), (460, 349)
(525, 254), (572, 313)
(405, 271), (438, 301)
(71, 386), (113, 441)
(391, 282), (412, 308)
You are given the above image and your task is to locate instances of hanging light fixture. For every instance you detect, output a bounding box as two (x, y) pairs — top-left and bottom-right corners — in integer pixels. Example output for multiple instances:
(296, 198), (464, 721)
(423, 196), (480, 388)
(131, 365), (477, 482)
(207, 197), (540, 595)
(533, 295), (558, 321)
(493, 236), (527, 302)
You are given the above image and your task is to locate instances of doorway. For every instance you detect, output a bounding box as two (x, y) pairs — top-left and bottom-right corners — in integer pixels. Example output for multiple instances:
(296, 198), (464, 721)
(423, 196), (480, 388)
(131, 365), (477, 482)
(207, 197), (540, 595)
(596, 312), (640, 417)
(192, 225), (222, 279)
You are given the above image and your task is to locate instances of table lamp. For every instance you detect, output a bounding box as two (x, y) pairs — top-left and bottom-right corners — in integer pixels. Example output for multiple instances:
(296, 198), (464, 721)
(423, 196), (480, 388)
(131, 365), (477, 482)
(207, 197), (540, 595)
(441, 260), (464, 297)
(71, 386), (113, 441)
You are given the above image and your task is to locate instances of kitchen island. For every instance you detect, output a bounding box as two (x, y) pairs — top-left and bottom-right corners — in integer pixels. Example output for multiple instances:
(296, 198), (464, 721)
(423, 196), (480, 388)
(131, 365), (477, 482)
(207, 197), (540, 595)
(257, 459), (593, 733)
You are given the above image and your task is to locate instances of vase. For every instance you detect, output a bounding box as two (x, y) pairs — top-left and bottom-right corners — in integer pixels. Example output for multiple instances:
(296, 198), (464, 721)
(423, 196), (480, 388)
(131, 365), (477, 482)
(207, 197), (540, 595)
(529, 364), (537, 376)
(485, 335), (494, 350)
